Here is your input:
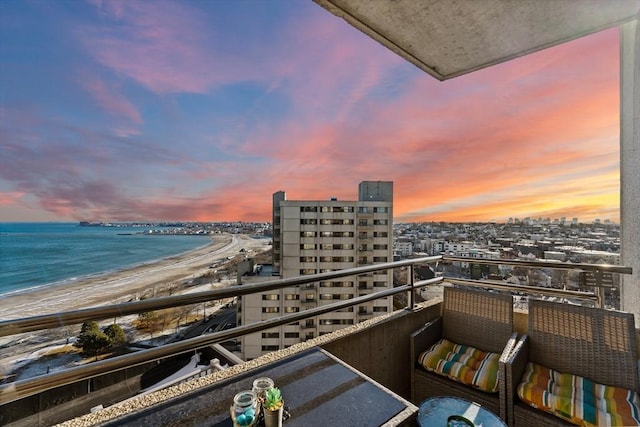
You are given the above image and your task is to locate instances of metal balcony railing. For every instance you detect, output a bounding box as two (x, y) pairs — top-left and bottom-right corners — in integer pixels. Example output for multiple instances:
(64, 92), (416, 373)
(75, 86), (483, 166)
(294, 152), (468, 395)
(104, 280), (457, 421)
(0, 255), (631, 405)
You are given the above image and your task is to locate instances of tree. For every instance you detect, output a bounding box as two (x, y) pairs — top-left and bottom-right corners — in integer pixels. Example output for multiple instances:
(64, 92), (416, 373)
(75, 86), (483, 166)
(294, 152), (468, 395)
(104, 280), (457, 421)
(138, 310), (159, 338)
(104, 324), (126, 347)
(75, 321), (110, 358)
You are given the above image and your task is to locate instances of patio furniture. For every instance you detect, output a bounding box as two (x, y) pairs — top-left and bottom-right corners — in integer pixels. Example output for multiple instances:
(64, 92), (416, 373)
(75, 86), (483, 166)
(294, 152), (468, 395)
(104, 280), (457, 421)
(102, 347), (418, 426)
(410, 286), (517, 422)
(505, 299), (639, 427)
(417, 396), (507, 427)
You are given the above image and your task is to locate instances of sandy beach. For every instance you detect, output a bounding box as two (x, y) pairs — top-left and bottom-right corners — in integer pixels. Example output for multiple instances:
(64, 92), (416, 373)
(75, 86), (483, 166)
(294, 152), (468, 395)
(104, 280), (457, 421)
(0, 233), (271, 378)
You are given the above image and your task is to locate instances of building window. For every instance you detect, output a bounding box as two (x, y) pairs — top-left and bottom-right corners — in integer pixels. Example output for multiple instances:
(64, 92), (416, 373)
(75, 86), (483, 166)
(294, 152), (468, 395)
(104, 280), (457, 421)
(285, 306), (300, 313)
(374, 207), (387, 213)
(358, 232), (368, 239)
(300, 256), (316, 262)
(319, 319), (354, 325)
(323, 243), (354, 250)
(321, 293), (353, 300)
(262, 345), (280, 351)
(300, 231), (317, 237)
(373, 306), (388, 312)
(301, 206), (317, 212)
(300, 243), (317, 250)
(373, 281), (387, 287)
(358, 219), (368, 226)
(358, 256), (368, 264)
(301, 219), (317, 225)
(318, 281), (352, 287)
(373, 232), (388, 237)
(262, 307), (279, 313)
(373, 219), (388, 225)
(262, 294), (279, 300)
(304, 294), (315, 301)
(319, 256), (355, 263)
(262, 332), (279, 338)
(284, 332), (299, 338)
(324, 231), (354, 237)
(358, 207), (370, 213)
(373, 244), (388, 250)
(284, 294), (299, 300)
(300, 269), (317, 275)
(373, 256), (388, 262)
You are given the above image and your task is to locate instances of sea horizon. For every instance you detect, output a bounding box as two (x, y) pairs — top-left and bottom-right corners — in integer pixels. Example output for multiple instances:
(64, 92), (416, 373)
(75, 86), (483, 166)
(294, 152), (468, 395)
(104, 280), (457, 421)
(0, 222), (211, 297)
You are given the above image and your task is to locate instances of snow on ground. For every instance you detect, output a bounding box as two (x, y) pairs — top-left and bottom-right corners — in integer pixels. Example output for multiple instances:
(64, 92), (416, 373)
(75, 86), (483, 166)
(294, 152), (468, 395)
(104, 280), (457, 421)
(1, 234), (270, 382)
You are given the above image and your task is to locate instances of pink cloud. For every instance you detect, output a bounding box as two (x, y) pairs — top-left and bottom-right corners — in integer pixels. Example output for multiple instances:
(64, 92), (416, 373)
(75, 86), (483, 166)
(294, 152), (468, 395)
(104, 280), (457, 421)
(80, 1), (260, 94)
(0, 191), (26, 206)
(0, 6), (622, 224)
(81, 76), (142, 124)
(207, 27), (621, 223)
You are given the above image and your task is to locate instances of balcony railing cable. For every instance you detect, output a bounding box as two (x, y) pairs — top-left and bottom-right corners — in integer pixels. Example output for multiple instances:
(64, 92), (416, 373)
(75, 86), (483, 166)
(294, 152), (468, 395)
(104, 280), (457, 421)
(0, 255), (631, 405)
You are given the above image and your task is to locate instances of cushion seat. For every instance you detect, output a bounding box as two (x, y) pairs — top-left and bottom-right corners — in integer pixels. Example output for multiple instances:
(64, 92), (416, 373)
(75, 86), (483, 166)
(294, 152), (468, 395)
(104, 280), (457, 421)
(418, 338), (501, 393)
(517, 362), (640, 427)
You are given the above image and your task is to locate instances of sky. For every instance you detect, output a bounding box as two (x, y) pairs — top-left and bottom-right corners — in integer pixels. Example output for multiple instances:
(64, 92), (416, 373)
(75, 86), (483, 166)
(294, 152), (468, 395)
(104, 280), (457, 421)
(0, 1), (621, 224)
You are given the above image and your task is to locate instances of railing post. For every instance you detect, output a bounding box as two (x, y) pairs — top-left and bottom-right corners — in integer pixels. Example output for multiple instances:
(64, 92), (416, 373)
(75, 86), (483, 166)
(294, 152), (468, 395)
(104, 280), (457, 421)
(593, 270), (605, 309)
(408, 264), (415, 310)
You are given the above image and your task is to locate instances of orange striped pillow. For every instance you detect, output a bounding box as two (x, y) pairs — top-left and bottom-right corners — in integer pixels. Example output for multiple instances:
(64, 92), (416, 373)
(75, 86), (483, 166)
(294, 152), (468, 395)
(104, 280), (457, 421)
(517, 362), (640, 427)
(418, 338), (500, 393)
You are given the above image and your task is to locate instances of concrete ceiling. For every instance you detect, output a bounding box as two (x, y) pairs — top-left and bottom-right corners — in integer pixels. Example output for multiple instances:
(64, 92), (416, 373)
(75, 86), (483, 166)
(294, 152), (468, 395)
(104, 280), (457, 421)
(313, 0), (640, 81)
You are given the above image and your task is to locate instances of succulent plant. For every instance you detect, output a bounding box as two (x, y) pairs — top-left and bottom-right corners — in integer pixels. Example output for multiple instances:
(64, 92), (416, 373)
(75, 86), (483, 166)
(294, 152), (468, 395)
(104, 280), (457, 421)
(264, 387), (283, 411)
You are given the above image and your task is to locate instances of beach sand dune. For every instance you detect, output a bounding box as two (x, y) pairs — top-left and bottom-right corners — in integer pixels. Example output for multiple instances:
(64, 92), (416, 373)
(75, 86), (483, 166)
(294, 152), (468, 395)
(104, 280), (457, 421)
(0, 233), (270, 377)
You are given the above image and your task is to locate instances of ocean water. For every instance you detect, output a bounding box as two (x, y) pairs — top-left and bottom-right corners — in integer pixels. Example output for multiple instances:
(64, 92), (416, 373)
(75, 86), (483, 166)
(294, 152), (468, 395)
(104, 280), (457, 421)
(0, 223), (210, 296)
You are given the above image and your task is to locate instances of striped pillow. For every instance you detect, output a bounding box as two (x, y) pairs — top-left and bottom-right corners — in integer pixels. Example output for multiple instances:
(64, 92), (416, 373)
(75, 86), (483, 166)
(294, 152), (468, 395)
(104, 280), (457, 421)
(417, 338), (500, 393)
(517, 362), (640, 427)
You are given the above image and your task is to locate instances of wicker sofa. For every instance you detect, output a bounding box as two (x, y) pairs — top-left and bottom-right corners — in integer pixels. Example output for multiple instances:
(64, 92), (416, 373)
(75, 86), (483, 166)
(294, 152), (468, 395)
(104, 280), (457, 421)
(410, 286), (517, 422)
(505, 299), (639, 427)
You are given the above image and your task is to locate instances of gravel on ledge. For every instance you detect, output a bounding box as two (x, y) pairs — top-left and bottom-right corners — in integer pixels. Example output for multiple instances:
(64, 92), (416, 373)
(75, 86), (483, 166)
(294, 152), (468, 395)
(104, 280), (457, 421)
(56, 302), (438, 427)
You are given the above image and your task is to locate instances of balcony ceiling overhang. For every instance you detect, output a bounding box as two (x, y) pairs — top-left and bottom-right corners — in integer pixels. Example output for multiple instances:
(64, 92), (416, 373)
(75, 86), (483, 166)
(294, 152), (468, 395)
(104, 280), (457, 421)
(313, 0), (640, 81)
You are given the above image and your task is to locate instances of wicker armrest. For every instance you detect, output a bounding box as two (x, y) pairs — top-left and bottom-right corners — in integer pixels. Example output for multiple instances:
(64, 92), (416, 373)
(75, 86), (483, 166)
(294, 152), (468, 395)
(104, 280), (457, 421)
(410, 317), (443, 367)
(494, 332), (518, 423)
(504, 334), (529, 425)
(410, 317), (442, 402)
(499, 332), (519, 363)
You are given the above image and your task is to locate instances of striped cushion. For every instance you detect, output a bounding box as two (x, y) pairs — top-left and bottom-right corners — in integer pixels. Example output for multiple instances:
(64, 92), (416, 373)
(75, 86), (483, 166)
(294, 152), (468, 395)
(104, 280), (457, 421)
(417, 338), (500, 393)
(517, 362), (640, 427)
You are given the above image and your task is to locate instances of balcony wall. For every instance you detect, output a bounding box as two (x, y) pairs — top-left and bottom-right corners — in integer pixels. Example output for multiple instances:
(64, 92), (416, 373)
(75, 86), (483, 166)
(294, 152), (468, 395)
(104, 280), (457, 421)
(10, 289), (640, 426)
(322, 298), (442, 400)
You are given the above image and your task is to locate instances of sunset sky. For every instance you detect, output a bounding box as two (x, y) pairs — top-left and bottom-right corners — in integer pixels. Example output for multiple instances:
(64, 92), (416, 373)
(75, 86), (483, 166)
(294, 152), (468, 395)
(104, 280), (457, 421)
(0, 1), (621, 224)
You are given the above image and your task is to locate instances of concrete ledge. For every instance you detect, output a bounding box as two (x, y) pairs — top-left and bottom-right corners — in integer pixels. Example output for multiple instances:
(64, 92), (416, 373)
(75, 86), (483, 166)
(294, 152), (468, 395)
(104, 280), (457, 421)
(57, 300), (442, 427)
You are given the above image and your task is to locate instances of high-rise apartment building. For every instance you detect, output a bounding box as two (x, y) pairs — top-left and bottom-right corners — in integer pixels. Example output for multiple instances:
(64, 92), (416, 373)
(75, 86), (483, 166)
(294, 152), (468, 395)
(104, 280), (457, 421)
(239, 181), (393, 360)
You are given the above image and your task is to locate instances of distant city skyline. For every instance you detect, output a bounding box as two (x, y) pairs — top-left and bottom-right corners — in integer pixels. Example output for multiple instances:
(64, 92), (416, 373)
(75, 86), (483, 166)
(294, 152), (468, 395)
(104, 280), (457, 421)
(0, 1), (620, 224)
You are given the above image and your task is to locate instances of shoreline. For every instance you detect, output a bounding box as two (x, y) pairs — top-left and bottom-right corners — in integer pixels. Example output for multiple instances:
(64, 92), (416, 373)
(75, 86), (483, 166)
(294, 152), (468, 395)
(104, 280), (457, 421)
(0, 233), (271, 378)
(0, 236), (226, 320)
(0, 236), (214, 300)
(0, 234), (238, 321)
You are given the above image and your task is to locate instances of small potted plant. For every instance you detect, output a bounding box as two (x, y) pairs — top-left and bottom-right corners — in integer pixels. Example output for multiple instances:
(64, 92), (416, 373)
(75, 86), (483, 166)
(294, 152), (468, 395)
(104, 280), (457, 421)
(263, 387), (284, 427)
